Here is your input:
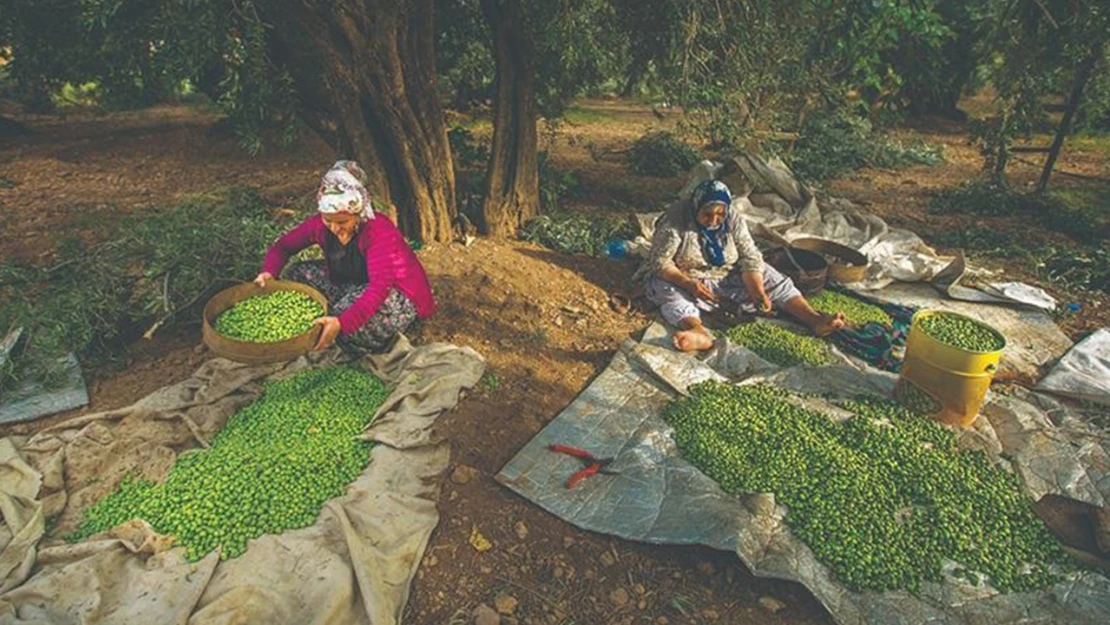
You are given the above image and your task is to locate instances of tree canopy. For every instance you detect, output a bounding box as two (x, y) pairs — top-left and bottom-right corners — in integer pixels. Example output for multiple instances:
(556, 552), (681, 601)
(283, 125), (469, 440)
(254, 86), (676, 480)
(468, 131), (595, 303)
(1, 0), (1106, 238)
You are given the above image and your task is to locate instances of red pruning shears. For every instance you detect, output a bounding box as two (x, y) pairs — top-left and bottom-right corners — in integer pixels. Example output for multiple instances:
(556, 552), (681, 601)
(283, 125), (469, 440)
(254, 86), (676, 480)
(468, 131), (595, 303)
(548, 444), (617, 489)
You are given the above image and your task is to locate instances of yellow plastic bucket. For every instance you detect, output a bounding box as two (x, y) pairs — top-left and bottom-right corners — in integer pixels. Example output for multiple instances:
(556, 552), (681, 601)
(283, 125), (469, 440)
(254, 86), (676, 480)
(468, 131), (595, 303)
(896, 310), (1006, 427)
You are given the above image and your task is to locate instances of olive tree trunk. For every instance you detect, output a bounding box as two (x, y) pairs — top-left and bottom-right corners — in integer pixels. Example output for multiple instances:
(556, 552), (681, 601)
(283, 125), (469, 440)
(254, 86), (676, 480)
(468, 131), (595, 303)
(478, 0), (539, 238)
(1037, 50), (1101, 193)
(263, 0), (456, 242)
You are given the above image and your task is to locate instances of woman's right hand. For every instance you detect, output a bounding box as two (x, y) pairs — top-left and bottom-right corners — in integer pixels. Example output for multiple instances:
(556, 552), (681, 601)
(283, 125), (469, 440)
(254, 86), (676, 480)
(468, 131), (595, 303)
(687, 278), (718, 303)
(254, 272), (274, 287)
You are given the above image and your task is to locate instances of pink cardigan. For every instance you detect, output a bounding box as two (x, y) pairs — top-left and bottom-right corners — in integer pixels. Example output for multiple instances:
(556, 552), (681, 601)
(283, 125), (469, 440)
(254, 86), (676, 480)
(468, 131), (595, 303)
(261, 214), (436, 336)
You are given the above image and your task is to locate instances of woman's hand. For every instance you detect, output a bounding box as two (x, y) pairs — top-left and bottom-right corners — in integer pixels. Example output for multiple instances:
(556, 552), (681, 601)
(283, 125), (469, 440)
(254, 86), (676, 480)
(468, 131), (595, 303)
(687, 279), (719, 304)
(756, 292), (773, 315)
(312, 316), (342, 351)
(741, 271), (772, 314)
(254, 272), (274, 287)
(661, 266), (718, 303)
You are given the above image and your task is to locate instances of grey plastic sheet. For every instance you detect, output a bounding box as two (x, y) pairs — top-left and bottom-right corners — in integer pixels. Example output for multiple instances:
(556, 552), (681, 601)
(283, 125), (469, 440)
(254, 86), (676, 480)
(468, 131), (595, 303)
(633, 155), (1058, 312)
(1036, 329), (1110, 407)
(0, 331), (89, 426)
(497, 322), (1110, 625)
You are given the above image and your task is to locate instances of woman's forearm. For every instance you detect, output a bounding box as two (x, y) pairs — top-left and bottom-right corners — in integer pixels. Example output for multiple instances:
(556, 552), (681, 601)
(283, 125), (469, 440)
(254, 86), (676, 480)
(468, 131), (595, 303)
(660, 265), (693, 290)
(741, 270), (766, 297)
(262, 218), (316, 276)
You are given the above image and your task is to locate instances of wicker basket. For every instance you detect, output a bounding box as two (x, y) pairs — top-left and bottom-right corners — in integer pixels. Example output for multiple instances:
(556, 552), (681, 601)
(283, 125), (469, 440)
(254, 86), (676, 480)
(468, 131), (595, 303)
(202, 280), (328, 364)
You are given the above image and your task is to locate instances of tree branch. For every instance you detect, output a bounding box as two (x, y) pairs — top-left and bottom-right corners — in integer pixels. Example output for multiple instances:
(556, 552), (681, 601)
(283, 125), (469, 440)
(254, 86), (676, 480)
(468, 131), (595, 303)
(1030, 0), (1060, 29)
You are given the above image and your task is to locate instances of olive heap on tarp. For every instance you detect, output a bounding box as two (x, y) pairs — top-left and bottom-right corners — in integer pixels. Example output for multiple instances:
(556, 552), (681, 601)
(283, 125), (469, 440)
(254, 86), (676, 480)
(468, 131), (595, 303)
(68, 366), (389, 561)
(919, 312), (1005, 352)
(810, 289), (894, 327)
(663, 382), (1068, 593)
(724, 322), (833, 367)
(895, 379), (942, 415)
(215, 290), (324, 343)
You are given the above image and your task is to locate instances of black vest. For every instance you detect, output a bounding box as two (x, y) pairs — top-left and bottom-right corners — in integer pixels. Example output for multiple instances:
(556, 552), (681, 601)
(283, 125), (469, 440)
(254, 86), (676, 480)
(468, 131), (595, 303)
(323, 230), (368, 285)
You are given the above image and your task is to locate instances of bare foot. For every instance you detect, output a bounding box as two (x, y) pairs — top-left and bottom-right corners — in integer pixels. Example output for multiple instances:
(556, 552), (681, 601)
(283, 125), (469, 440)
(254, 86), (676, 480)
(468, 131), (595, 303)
(673, 329), (715, 352)
(811, 312), (847, 337)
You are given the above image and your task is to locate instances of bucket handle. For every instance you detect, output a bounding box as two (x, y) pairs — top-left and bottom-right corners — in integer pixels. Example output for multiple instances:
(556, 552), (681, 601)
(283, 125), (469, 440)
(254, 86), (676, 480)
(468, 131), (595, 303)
(985, 363), (997, 373)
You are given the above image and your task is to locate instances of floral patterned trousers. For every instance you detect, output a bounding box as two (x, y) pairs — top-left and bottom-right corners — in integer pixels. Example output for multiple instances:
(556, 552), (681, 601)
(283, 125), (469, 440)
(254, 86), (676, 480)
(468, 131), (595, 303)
(285, 260), (420, 354)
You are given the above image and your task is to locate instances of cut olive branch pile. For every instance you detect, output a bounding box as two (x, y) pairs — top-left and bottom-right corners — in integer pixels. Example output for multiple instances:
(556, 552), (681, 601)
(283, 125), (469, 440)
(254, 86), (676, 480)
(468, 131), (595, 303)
(918, 312), (1005, 352)
(724, 322), (833, 367)
(215, 290), (324, 343)
(69, 366), (389, 561)
(664, 382), (1068, 593)
(810, 289), (894, 327)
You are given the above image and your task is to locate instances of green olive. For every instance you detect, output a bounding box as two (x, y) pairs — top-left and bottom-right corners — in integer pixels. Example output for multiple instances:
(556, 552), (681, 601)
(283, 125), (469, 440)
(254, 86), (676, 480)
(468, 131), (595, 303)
(918, 313), (1004, 352)
(215, 290), (325, 343)
(724, 322), (833, 367)
(662, 382), (1069, 594)
(67, 366), (389, 562)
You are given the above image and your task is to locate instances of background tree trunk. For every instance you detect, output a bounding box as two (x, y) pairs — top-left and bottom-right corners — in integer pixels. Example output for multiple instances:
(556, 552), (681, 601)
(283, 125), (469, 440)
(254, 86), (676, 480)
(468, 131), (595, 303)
(622, 57), (648, 98)
(263, 0), (456, 243)
(1037, 50), (1101, 193)
(478, 0), (539, 238)
(0, 115), (31, 137)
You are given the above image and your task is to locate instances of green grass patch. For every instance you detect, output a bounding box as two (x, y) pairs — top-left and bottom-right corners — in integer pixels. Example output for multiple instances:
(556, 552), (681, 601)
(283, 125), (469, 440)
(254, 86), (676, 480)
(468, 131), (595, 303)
(1045, 186), (1110, 241)
(478, 371), (502, 394)
(69, 366), (389, 561)
(664, 382), (1069, 593)
(926, 226), (1029, 257)
(53, 81), (102, 108)
(930, 180), (1110, 244)
(626, 131), (701, 178)
(0, 188), (291, 392)
(562, 106), (615, 124)
(926, 226), (1110, 295)
(1068, 133), (1110, 151)
(786, 110), (944, 182)
(459, 117), (493, 133)
(519, 211), (634, 257)
(930, 181), (1034, 217)
(1039, 243), (1110, 295)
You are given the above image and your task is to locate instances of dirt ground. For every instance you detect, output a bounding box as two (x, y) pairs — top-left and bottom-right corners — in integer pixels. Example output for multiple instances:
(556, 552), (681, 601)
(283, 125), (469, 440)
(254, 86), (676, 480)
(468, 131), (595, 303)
(2, 96), (1109, 625)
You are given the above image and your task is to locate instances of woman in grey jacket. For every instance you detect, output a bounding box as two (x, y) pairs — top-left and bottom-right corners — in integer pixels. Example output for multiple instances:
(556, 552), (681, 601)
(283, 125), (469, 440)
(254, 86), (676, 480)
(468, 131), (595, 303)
(645, 179), (845, 351)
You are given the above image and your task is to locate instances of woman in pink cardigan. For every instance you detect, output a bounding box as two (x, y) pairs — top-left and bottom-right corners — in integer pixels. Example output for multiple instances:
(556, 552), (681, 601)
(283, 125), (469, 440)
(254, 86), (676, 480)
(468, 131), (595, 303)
(254, 160), (435, 354)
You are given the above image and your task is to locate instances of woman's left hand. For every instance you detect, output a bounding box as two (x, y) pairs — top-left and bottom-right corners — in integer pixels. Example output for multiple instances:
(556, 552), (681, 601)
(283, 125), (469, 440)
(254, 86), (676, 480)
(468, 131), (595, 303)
(741, 271), (773, 314)
(756, 292), (773, 315)
(312, 316), (342, 351)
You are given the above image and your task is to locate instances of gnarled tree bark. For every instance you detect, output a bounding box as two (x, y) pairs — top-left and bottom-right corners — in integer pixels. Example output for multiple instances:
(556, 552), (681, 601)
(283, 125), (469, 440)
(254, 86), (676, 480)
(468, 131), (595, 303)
(263, 0), (456, 242)
(478, 0), (539, 238)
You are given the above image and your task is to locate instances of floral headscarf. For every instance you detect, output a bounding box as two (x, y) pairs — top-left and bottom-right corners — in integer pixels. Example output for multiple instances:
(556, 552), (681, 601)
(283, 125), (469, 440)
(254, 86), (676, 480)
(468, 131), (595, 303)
(691, 179), (731, 267)
(317, 160), (374, 220)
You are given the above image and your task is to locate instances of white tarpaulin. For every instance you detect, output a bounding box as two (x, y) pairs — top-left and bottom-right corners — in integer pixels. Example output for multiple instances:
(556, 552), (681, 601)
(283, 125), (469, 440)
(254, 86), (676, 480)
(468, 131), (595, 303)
(0, 337), (484, 625)
(497, 322), (1110, 625)
(631, 156), (1058, 312)
(1036, 329), (1110, 407)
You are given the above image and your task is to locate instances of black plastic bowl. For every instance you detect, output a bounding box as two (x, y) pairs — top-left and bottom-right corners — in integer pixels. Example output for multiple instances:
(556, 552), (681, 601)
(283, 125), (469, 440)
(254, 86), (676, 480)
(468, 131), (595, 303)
(763, 247), (829, 297)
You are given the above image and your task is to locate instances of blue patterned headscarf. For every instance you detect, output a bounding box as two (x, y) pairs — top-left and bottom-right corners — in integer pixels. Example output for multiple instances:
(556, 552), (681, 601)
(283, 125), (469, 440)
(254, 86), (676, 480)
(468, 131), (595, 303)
(691, 179), (731, 267)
